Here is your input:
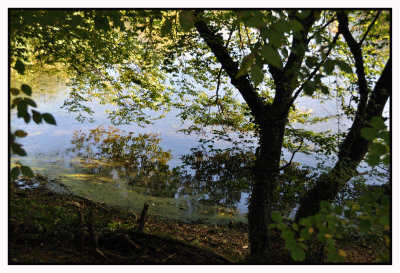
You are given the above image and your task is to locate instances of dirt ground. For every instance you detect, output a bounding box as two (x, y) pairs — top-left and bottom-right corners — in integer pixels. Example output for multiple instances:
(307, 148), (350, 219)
(9, 176), (385, 264)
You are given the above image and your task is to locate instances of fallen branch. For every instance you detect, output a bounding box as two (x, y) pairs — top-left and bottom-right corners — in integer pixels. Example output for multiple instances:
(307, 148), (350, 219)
(161, 253), (176, 263)
(95, 247), (109, 261)
(125, 234), (142, 251)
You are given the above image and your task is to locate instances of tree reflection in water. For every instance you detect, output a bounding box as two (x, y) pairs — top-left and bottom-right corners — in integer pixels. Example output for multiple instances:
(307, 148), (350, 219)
(69, 126), (311, 215)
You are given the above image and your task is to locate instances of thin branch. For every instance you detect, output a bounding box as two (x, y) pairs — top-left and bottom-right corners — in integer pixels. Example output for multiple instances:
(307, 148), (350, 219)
(215, 26), (235, 102)
(359, 10), (381, 46)
(278, 137), (304, 171)
(289, 32), (340, 107)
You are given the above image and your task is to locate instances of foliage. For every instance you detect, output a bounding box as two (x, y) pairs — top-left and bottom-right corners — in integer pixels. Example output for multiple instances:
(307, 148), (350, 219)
(273, 114), (390, 263)
(10, 70), (57, 179)
(70, 125), (172, 177)
(271, 184), (390, 263)
(361, 116), (390, 166)
(10, 9), (390, 261)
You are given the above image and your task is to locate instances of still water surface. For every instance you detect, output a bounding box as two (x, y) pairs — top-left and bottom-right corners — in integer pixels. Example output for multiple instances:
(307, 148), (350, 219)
(10, 75), (387, 224)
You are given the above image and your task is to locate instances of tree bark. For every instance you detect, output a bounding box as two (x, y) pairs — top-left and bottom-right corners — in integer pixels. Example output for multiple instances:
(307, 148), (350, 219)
(295, 58), (391, 221)
(194, 10), (318, 260)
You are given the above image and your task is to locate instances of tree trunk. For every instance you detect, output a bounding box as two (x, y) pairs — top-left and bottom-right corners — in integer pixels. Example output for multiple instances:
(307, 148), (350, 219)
(295, 58), (391, 221)
(248, 117), (286, 261)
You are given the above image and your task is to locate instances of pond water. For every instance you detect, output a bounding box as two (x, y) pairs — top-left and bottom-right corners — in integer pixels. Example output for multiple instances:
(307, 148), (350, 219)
(10, 73), (389, 224)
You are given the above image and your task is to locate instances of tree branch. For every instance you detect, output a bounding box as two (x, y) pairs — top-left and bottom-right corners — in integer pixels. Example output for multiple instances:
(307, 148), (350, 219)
(194, 11), (267, 118)
(359, 10), (381, 46)
(291, 32), (339, 104)
(278, 137), (304, 171)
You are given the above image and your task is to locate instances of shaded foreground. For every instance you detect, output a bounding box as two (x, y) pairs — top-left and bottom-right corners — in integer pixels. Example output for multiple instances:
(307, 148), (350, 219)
(9, 175), (381, 264)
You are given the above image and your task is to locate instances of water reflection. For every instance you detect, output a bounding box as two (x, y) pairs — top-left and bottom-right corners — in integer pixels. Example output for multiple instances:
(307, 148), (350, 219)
(67, 126), (255, 219)
(68, 126), (318, 221)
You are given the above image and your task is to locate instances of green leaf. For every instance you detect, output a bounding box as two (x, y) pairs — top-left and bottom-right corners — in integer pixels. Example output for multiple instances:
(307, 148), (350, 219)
(160, 18), (173, 36)
(291, 246), (306, 261)
(360, 127), (377, 141)
(236, 53), (255, 78)
(320, 85), (329, 95)
(291, 44), (305, 57)
(24, 98), (37, 108)
(300, 228), (311, 239)
(21, 165), (34, 178)
(14, 60), (25, 75)
(31, 110), (43, 124)
(250, 64), (264, 86)
(370, 117), (387, 131)
(323, 59), (335, 74)
(297, 10), (311, 19)
(370, 143), (387, 156)
(10, 88), (20, 96)
(333, 205), (343, 215)
(14, 130), (28, 138)
(271, 211), (282, 222)
(21, 84), (32, 96)
(359, 219), (371, 233)
(290, 19), (304, 32)
(23, 113), (31, 123)
(11, 144), (27, 156)
(42, 113), (57, 125)
(379, 216), (389, 226)
(366, 153), (380, 166)
(179, 11), (194, 32)
(281, 229), (295, 241)
(299, 217), (311, 227)
(11, 166), (20, 179)
(305, 56), (318, 68)
(17, 101), (28, 118)
(285, 239), (297, 251)
(303, 81), (315, 96)
(261, 45), (282, 69)
(266, 29), (285, 48)
(336, 60), (353, 74)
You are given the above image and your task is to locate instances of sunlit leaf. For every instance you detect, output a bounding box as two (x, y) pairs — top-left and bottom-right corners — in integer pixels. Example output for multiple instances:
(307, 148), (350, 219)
(14, 130), (28, 138)
(236, 53), (255, 78)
